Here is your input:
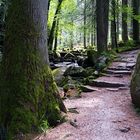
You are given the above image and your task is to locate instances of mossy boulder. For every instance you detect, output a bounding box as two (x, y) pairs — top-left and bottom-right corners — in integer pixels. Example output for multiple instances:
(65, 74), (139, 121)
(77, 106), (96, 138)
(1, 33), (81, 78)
(77, 49), (98, 68)
(130, 53), (140, 107)
(95, 56), (108, 71)
(64, 66), (87, 77)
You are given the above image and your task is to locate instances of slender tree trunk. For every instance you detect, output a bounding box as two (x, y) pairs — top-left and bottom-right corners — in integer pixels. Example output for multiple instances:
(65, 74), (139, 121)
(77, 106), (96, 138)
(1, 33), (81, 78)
(122, 0), (128, 42)
(116, 0), (120, 41)
(132, 0), (139, 43)
(47, 0), (51, 20)
(91, 0), (95, 46)
(91, 0), (96, 46)
(84, 0), (87, 48)
(0, 0), (66, 138)
(48, 0), (63, 50)
(54, 19), (59, 51)
(96, 0), (109, 53)
(111, 0), (118, 52)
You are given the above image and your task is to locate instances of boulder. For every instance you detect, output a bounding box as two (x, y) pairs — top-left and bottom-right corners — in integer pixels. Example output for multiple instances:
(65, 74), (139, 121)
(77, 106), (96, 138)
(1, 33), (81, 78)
(64, 66), (87, 77)
(77, 50), (98, 68)
(130, 53), (140, 107)
(95, 56), (108, 71)
(77, 56), (85, 67)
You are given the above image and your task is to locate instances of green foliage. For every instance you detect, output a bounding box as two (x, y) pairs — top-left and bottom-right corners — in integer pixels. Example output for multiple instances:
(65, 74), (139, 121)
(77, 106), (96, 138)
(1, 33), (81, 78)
(48, 0), (77, 50)
(39, 120), (50, 133)
(101, 50), (117, 61)
(118, 40), (136, 52)
(133, 15), (140, 23)
(63, 84), (69, 93)
(52, 68), (61, 77)
(83, 75), (95, 85)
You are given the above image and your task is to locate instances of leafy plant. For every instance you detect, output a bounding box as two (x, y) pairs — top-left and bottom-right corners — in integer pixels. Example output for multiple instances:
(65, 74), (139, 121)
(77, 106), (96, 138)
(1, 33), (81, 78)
(39, 120), (50, 133)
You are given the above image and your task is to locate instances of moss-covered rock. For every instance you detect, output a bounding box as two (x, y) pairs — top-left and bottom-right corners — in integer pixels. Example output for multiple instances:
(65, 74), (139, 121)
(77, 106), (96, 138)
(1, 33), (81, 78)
(130, 53), (140, 107)
(64, 66), (87, 77)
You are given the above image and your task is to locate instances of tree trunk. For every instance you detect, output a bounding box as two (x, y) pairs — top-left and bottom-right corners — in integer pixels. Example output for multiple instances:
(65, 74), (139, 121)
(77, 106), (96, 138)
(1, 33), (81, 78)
(111, 0), (118, 52)
(91, 0), (95, 46)
(54, 19), (59, 51)
(122, 0), (128, 42)
(48, 0), (63, 51)
(0, 0), (66, 138)
(96, 0), (109, 54)
(132, 0), (139, 43)
(84, 0), (87, 48)
(116, 0), (120, 41)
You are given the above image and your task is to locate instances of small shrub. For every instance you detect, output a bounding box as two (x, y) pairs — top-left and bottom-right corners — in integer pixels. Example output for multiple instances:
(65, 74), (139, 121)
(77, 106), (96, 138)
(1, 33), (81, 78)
(39, 120), (49, 133)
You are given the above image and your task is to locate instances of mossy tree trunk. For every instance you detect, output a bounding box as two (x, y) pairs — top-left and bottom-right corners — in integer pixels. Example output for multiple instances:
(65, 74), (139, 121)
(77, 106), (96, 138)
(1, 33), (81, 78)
(0, 0), (66, 138)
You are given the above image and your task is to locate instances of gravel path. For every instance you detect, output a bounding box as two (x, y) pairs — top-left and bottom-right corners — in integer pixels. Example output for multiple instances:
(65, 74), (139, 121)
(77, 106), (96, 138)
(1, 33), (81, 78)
(34, 50), (140, 140)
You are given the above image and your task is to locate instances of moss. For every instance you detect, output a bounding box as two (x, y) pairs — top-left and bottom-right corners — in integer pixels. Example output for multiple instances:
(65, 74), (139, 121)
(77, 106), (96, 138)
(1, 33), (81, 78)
(0, 0), (64, 138)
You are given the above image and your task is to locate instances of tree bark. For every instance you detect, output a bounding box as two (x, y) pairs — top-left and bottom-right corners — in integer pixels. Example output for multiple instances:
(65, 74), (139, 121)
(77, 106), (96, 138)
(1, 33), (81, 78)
(111, 0), (118, 52)
(122, 0), (128, 42)
(91, 0), (95, 46)
(54, 19), (59, 51)
(0, 0), (66, 138)
(84, 0), (87, 48)
(96, 0), (109, 53)
(48, 0), (63, 51)
(132, 0), (140, 43)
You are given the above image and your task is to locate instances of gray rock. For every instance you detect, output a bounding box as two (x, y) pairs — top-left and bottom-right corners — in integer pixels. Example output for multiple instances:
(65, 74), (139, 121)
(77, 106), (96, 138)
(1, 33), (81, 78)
(130, 53), (140, 107)
(64, 66), (87, 77)
(80, 85), (99, 92)
(126, 63), (135, 69)
(119, 127), (131, 133)
(89, 79), (127, 88)
(106, 88), (119, 91)
(104, 69), (132, 75)
(108, 67), (130, 71)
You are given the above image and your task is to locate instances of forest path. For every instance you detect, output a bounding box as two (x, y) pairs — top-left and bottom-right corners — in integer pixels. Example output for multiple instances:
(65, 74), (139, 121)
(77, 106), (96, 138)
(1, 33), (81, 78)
(36, 49), (140, 140)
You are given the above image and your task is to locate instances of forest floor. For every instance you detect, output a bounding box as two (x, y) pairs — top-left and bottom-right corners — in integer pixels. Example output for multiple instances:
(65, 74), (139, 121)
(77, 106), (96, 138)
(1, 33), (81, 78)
(34, 49), (140, 140)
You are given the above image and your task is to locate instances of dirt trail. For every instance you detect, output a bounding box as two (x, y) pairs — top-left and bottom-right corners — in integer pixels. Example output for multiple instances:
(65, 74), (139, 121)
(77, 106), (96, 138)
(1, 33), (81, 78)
(35, 50), (140, 140)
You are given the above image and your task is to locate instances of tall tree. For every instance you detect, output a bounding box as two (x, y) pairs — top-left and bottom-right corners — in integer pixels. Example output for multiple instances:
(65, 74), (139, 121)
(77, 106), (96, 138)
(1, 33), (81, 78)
(122, 0), (128, 42)
(96, 0), (109, 53)
(48, 0), (63, 51)
(91, 0), (95, 46)
(0, 0), (66, 138)
(111, 0), (118, 52)
(83, 0), (87, 48)
(132, 0), (140, 43)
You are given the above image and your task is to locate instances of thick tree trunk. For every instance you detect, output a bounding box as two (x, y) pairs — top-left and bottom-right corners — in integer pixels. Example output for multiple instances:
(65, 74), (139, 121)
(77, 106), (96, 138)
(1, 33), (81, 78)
(132, 0), (139, 43)
(96, 0), (109, 53)
(122, 0), (128, 42)
(0, 0), (66, 138)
